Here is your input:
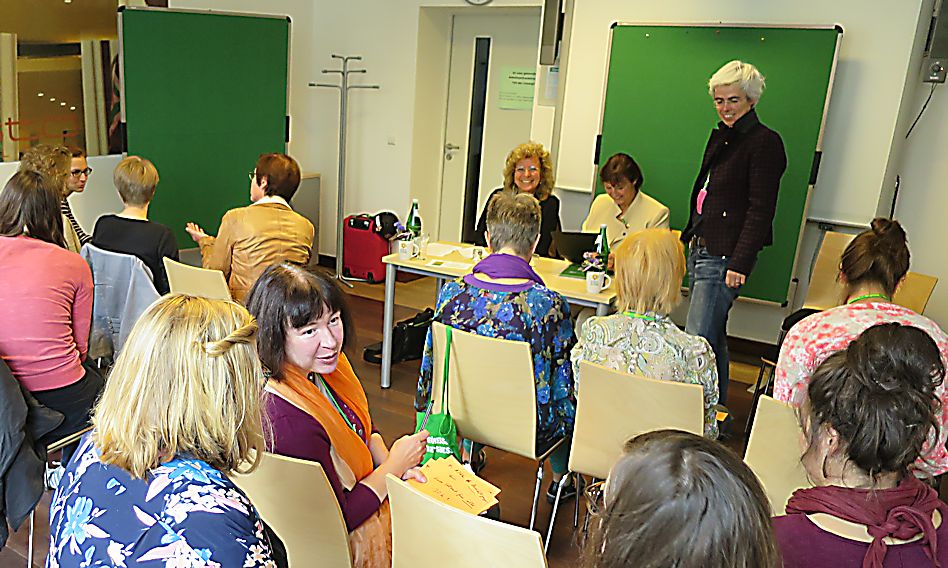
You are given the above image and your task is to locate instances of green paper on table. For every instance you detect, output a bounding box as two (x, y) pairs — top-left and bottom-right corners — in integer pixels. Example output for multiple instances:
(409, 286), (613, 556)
(559, 263), (586, 279)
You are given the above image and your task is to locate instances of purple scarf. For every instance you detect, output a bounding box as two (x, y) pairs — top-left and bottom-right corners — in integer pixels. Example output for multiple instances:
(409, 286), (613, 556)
(463, 253), (544, 292)
(786, 476), (942, 568)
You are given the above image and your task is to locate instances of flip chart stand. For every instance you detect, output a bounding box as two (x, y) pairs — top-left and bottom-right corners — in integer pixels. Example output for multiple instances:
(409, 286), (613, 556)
(310, 55), (379, 286)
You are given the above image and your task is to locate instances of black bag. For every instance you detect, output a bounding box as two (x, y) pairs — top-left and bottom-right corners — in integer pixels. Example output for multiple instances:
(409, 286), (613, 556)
(363, 308), (434, 364)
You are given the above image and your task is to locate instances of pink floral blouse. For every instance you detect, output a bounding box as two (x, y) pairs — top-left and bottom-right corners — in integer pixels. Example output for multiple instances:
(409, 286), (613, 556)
(774, 301), (948, 476)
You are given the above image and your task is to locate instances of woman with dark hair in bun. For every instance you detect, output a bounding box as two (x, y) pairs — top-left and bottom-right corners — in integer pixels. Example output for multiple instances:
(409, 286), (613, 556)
(774, 323), (948, 567)
(775, 218), (948, 476)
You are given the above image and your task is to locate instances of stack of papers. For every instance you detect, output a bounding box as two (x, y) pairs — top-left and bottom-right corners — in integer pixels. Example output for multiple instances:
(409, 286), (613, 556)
(407, 455), (500, 515)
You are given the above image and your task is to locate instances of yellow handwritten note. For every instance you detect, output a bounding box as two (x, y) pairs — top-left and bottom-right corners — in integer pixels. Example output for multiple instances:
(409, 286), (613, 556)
(407, 455), (500, 515)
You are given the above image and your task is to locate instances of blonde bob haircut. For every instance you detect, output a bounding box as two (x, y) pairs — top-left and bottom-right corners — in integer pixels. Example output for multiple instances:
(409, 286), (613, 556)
(502, 141), (556, 201)
(114, 155), (159, 206)
(92, 295), (264, 479)
(614, 229), (685, 315)
(708, 60), (766, 102)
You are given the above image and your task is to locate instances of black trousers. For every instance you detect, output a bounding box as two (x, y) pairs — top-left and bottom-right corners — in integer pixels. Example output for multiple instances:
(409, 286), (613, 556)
(32, 360), (105, 465)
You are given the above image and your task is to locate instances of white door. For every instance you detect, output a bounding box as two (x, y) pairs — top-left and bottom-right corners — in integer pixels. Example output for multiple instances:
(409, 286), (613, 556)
(437, 11), (541, 242)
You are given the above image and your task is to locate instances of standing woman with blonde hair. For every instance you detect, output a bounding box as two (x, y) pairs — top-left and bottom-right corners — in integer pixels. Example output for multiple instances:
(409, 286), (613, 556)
(680, 60), (787, 406)
(48, 295), (280, 566)
(572, 229), (719, 437)
(473, 141), (561, 257)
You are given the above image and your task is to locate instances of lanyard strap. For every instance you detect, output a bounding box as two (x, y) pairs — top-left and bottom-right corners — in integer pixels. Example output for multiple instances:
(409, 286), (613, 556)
(315, 374), (361, 438)
(623, 310), (657, 322)
(440, 327), (453, 415)
(847, 293), (890, 305)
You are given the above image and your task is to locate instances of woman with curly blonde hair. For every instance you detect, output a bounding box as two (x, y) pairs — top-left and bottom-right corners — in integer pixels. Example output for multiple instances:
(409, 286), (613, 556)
(47, 295), (281, 567)
(473, 141), (561, 257)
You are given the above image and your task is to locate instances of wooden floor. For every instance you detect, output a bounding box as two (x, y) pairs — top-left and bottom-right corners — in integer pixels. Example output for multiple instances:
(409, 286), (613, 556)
(0, 278), (758, 567)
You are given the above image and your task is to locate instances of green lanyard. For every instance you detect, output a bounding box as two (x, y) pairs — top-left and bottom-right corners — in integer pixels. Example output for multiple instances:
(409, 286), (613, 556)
(314, 374), (362, 439)
(847, 293), (889, 305)
(623, 310), (657, 322)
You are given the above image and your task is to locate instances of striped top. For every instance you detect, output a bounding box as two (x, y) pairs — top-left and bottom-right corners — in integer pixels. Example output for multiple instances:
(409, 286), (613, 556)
(61, 199), (91, 245)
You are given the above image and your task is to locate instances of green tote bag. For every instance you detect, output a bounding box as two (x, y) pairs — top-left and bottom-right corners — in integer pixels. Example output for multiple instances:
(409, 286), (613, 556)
(414, 326), (461, 464)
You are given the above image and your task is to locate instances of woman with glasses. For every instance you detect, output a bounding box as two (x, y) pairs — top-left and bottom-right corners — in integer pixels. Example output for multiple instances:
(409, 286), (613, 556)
(473, 141), (561, 257)
(64, 146), (93, 245)
(185, 153), (314, 303)
(584, 430), (779, 568)
(18, 144), (85, 253)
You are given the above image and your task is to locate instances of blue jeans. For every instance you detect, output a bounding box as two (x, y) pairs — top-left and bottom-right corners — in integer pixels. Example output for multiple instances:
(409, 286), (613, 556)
(685, 246), (741, 404)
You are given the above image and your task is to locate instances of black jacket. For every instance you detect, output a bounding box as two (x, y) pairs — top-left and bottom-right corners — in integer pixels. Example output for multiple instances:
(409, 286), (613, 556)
(681, 109), (787, 275)
(0, 359), (63, 548)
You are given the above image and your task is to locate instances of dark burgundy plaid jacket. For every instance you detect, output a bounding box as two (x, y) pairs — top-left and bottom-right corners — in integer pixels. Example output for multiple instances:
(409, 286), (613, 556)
(681, 109), (787, 276)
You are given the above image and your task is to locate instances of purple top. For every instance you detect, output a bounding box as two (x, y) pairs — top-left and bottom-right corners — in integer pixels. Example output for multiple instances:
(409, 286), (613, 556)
(463, 253), (544, 293)
(265, 392), (381, 532)
(774, 511), (948, 567)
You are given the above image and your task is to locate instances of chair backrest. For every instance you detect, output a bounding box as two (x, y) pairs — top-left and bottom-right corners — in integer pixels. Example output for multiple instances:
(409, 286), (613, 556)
(569, 361), (705, 479)
(163, 257), (231, 300)
(386, 474), (547, 568)
(231, 452), (352, 567)
(803, 231), (937, 313)
(743, 396), (811, 515)
(430, 322), (538, 458)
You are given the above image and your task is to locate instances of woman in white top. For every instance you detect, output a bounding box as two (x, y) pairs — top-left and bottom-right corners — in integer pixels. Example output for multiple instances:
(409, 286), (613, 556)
(582, 153), (669, 252)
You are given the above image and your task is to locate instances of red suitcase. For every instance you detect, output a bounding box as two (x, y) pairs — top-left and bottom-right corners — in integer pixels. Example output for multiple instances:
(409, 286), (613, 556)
(343, 214), (390, 283)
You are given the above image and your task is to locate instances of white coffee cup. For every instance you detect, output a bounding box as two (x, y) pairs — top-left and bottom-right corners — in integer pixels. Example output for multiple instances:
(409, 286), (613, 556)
(586, 271), (612, 294)
(397, 240), (420, 260)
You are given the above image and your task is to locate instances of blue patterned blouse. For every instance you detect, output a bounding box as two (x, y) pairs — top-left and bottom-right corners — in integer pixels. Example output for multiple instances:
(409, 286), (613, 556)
(47, 434), (275, 567)
(415, 277), (576, 443)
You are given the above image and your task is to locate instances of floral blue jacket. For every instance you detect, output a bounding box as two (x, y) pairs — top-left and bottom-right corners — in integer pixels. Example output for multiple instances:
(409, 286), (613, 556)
(47, 434), (275, 567)
(415, 279), (576, 443)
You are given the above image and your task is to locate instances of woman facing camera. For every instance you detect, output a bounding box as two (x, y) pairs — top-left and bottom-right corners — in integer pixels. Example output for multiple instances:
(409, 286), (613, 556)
(0, 171), (100, 462)
(571, 229), (719, 438)
(186, 153), (315, 302)
(582, 153), (669, 250)
(585, 430), (779, 568)
(92, 155), (179, 294)
(247, 263), (427, 568)
(474, 141), (561, 257)
(47, 295), (279, 566)
(774, 323), (948, 567)
(775, 218), (948, 476)
(418, 191), (575, 502)
(18, 144), (86, 253)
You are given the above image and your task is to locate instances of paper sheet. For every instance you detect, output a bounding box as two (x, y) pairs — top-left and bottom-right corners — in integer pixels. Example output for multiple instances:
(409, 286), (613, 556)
(407, 455), (500, 515)
(425, 260), (470, 271)
(425, 243), (464, 257)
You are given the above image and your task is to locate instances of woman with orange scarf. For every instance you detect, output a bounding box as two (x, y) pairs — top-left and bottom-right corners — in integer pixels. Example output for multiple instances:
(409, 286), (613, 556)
(247, 263), (428, 567)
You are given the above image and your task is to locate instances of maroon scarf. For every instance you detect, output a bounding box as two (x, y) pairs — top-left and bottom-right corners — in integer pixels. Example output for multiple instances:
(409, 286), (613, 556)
(786, 475), (943, 568)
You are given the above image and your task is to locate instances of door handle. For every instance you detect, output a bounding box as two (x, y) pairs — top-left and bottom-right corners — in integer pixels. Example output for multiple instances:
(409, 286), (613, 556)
(444, 143), (461, 161)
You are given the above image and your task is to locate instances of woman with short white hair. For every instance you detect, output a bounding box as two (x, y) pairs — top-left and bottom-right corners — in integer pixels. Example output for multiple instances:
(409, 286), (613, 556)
(680, 60), (787, 407)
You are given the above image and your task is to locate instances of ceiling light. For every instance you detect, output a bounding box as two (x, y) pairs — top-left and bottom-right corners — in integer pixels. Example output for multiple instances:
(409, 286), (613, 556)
(37, 92), (44, 97)
(69, 106), (76, 111)
(49, 97), (56, 102)
(64, 0), (72, 3)
(60, 102), (66, 107)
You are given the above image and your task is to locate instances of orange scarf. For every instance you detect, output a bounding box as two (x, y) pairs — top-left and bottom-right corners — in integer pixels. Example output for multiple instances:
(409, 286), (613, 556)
(268, 353), (374, 480)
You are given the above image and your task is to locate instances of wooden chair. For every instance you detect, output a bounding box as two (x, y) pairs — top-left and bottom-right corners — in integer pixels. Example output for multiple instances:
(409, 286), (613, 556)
(430, 322), (566, 533)
(231, 452), (352, 567)
(163, 257), (231, 301)
(743, 396), (811, 515)
(546, 361), (705, 547)
(745, 230), (938, 440)
(386, 474), (548, 568)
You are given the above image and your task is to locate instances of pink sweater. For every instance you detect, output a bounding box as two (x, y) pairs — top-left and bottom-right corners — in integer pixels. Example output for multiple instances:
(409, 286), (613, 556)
(0, 236), (93, 391)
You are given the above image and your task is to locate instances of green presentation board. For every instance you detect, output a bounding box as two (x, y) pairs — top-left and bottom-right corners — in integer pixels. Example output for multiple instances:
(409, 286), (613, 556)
(119, 7), (290, 245)
(596, 24), (841, 304)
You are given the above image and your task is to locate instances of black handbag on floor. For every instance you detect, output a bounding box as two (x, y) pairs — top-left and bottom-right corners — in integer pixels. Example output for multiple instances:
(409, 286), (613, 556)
(363, 308), (435, 364)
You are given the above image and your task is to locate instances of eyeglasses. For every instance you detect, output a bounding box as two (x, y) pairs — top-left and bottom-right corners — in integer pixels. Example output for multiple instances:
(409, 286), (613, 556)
(584, 480), (606, 517)
(248, 170), (257, 182)
(515, 166), (539, 174)
(70, 167), (92, 177)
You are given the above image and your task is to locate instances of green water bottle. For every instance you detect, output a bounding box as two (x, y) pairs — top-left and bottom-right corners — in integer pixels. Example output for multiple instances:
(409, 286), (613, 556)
(406, 199), (422, 238)
(595, 224), (610, 270)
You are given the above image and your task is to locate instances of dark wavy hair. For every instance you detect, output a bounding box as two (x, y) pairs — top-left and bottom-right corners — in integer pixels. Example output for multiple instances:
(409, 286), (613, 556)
(599, 152), (644, 190)
(584, 430), (780, 568)
(0, 170), (66, 247)
(802, 323), (944, 480)
(840, 218), (909, 298)
(245, 262), (353, 379)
